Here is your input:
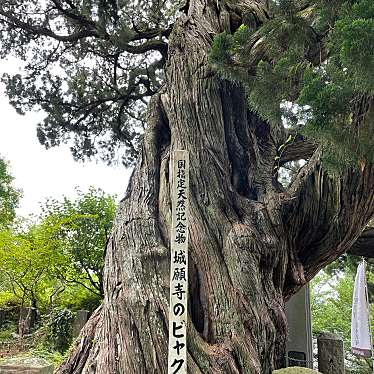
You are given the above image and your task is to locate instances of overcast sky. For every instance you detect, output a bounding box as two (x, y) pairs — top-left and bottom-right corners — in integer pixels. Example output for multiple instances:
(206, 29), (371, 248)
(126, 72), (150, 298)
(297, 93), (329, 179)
(0, 59), (132, 217)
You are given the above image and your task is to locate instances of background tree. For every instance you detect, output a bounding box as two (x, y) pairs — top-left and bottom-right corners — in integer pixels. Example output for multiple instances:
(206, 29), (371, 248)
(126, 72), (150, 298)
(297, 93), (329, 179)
(311, 266), (374, 373)
(0, 226), (60, 309)
(0, 157), (21, 308)
(0, 0), (374, 373)
(40, 187), (116, 297)
(0, 188), (115, 310)
(325, 219), (374, 301)
(0, 157), (21, 228)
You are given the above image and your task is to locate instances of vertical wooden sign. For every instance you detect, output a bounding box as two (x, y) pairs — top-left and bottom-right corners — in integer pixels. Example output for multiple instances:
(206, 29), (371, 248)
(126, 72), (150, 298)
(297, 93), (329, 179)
(168, 150), (189, 374)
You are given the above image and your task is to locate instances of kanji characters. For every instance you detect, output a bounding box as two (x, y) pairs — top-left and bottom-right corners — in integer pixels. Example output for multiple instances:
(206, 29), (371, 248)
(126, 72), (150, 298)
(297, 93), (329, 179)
(173, 250), (186, 265)
(173, 267), (186, 282)
(172, 283), (186, 300)
(175, 232), (186, 244)
(169, 154), (189, 374)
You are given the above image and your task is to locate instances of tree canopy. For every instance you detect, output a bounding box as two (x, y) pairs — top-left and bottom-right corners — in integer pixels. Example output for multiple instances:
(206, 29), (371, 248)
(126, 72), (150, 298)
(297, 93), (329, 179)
(40, 187), (116, 296)
(0, 1), (373, 173)
(0, 0), (178, 165)
(209, 0), (374, 172)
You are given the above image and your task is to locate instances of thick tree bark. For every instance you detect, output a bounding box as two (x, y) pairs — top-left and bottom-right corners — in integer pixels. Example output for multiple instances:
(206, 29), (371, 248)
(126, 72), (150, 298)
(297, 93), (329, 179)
(348, 228), (374, 258)
(57, 1), (374, 373)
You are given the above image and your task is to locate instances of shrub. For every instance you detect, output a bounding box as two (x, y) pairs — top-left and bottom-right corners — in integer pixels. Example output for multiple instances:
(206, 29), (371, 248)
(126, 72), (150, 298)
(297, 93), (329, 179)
(47, 309), (73, 352)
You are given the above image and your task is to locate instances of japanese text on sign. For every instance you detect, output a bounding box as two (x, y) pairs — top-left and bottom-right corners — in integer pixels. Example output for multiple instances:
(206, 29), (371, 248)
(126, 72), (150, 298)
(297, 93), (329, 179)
(168, 151), (189, 374)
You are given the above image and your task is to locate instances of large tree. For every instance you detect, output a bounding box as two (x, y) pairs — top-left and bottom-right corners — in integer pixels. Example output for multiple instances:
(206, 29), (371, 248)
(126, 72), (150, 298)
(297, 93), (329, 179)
(0, 0), (373, 373)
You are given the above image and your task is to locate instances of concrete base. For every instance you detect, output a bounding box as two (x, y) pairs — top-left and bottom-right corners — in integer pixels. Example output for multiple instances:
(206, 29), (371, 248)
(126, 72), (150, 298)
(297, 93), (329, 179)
(0, 357), (53, 374)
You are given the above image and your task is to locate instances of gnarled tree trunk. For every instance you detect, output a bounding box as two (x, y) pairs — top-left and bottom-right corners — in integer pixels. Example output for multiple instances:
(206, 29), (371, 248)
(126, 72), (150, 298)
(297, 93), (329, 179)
(58, 1), (374, 373)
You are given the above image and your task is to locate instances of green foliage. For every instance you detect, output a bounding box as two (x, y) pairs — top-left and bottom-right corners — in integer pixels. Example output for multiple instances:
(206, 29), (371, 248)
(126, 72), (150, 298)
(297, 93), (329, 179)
(0, 321), (16, 341)
(40, 187), (116, 297)
(249, 61), (283, 123)
(47, 309), (73, 352)
(209, 26), (253, 83)
(275, 0), (298, 17)
(296, 63), (374, 172)
(0, 228), (55, 309)
(29, 347), (65, 368)
(0, 187), (115, 310)
(0, 158), (21, 228)
(209, 0), (374, 173)
(209, 33), (234, 67)
(0, 0), (177, 165)
(51, 284), (101, 312)
(324, 253), (374, 303)
(0, 185), (114, 363)
(333, 4), (374, 92)
(0, 315), (68, 365)
(311, 266), (374, 373)
(311, 271), (353, 339)
(0, 291), (19, 309)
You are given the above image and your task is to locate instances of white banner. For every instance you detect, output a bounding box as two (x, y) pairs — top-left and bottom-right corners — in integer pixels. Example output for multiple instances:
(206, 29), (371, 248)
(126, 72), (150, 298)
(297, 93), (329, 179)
(168, 150), (189, 374)
(351, 260), (372, 358)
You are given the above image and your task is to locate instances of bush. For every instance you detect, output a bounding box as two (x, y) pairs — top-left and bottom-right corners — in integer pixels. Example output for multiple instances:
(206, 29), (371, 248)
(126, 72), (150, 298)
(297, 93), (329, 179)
(0, 321), (17, 341)
(0, 291), (20, 310)
(30, 347), (65, 367)
(47, 309), (73, 352)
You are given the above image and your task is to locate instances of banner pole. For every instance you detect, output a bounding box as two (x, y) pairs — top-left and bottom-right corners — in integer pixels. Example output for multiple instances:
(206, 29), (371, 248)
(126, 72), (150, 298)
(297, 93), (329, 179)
(352, 258), (373, 367)
(362, 258), (374, 374)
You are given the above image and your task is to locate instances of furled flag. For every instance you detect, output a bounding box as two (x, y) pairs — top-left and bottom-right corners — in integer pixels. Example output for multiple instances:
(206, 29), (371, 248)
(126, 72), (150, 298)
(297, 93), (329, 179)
(351, 260), (373, 358)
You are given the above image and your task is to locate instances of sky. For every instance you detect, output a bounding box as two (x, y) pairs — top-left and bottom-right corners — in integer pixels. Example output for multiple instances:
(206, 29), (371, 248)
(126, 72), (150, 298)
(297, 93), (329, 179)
(0, 59), (132, 217)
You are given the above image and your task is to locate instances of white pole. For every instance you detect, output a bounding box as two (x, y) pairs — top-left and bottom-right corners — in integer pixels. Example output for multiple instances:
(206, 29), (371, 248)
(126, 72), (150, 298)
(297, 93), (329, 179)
(167, 150), (189, 374)
(362, 258), (374, 374)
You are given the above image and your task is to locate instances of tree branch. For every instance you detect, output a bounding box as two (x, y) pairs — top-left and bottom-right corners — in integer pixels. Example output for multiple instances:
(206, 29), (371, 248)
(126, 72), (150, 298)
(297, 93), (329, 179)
(348, 227), (374, 258)
(49, 0), (98, 29)
(0, 9), (100, 41)
(0, 4), (170, 53)
(283, 155), (374, 297)
(58, 272), (102, 297)
(279, 134), (317, 165)
(124, 39), (168, 57)
(130, 25), (173, 41)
